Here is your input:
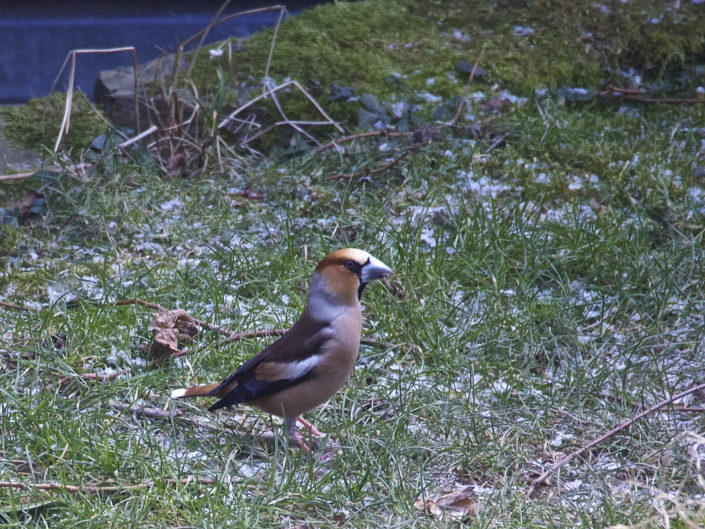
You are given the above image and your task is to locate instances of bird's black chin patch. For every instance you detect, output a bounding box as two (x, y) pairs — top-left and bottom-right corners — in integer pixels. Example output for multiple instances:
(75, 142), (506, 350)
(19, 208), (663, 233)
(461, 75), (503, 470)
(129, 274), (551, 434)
(358, 282), (368, 299)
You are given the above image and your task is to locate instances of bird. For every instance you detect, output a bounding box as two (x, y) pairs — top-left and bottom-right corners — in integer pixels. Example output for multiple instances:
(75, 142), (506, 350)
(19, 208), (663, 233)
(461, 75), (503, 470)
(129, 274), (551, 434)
(170, 248), (392, 450)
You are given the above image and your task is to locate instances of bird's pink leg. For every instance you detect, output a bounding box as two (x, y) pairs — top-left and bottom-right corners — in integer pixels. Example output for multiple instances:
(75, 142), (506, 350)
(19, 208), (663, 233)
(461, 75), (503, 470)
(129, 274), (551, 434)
(290, 432), (311, 452)
(297, 416), (325, 438)
(285, 417), (315, 451)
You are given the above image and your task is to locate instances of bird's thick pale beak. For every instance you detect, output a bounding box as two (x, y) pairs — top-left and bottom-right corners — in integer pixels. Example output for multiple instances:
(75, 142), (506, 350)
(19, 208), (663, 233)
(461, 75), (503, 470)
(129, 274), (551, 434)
(360, 255), (393, 283)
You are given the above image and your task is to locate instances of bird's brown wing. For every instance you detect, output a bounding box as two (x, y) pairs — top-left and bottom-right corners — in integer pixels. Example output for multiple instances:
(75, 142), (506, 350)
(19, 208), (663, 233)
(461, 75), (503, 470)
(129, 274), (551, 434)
(208, 312), (331, 412)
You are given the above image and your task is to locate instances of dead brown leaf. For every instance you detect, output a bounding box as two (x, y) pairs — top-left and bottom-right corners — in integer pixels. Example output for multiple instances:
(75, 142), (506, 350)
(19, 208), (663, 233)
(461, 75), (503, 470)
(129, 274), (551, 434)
(414, 487), (479, 521)
(166, 152), (187, 177)
(148, 309), (199, 357)
(436, 487), (479, 518)
(413, 498), (440, 516)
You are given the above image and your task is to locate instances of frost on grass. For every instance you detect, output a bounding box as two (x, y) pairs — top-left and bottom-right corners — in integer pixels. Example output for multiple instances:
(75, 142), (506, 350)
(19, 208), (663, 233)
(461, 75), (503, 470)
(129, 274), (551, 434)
(1, 70), (704, 527)
(457, 170), (512, 198)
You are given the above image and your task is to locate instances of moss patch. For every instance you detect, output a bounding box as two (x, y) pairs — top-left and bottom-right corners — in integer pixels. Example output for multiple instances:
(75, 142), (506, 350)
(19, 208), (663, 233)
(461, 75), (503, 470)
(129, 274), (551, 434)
(190, 0), (704, 125)
(0, 92), (107, 153)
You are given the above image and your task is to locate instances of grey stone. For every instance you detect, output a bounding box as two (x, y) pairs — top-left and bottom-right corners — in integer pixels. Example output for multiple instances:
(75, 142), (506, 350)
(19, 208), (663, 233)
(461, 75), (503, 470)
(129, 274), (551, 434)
(94, 54), (193, 129)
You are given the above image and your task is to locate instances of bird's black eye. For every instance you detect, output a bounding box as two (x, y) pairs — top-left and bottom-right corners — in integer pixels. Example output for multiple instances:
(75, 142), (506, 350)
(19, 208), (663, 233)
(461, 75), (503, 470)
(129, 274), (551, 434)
(343, 259), (355, 270)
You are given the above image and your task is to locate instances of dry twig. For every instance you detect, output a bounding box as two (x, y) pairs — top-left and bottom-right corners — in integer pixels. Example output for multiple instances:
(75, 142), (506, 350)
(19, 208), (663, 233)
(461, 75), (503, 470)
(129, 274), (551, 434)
(525, 382), (705, 497)
(449, 50), (486, 126)
(218, 79), (344, 143)
(178, 5), (286, 80)
(110, 298), (287, 344)
(314, 129), (407, 154)
(47, 368), (128, 393)
(327, 151), (410, 180)
(0, 301), (38, 311)
(109, 298), (396, 352)
(0, 476), (218, 495)
(598, 84), (705, 104)
(51, 47), (139, 151)
(108, 399), (177, 419)
(0, 172), (36, 182)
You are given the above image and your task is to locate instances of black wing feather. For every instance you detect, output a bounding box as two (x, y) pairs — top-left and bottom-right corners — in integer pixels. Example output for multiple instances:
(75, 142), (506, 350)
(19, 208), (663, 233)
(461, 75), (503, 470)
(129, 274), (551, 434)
(208, 370), (315, 412)
(207, 312), (330, 411)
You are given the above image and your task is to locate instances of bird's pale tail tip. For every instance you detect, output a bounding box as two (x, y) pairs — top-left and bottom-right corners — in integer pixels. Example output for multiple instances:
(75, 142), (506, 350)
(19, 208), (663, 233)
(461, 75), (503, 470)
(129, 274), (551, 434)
(170, 388), (187, 399)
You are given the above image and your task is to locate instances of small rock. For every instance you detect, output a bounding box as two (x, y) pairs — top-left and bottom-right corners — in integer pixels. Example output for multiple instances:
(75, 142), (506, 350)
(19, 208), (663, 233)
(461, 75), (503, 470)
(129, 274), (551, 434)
(360, 93), (386, 114)
(94, 54), (189, 128)
(358, 94), (390, 129)
(330, 83), (355, 100)
(456, 61), (485, 77)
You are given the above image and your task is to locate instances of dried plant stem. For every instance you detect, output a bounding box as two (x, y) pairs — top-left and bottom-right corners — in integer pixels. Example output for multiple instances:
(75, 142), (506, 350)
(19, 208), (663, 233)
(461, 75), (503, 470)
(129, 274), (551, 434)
(52, 47), (139, 152)
(110, 298), (286, 343)
(109, 298), (395, 351)
(262, 85), (321, 144)
(0, 476), (218, 494)
(79, 370), (127, 382)
(328, 150), (411, 180)
(180, 5), (286, 79)
(598, 84), (705, 104)
(118, 125), (159, 149)
(113, 298), (170, 311)
(108, 399), (176, 419)
(263, 6), (286, 84)
(185, 0), (233, 77)
(0, 300), (38, 311)
(47, 369), (128, 393)
(526, 382), (705, 497)
(449, 50), (485, 126)
(314, 130), (408, 153)
(218, 80), (343, 135)
(0, 172), (36, 182)
(243, 120), (339, 147)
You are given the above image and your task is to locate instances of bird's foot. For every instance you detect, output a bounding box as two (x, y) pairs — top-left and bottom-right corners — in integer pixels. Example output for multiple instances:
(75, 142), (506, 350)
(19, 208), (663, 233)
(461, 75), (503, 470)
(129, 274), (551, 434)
(290, 431), (317, 452)
(297, 416), (326, 438)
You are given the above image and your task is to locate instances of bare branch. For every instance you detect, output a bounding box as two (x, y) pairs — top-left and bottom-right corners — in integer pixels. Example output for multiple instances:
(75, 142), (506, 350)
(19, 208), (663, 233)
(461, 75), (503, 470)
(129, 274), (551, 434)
(327, 150), (410, 180)
(449, 50), (486, 126)
(0, 300), (38, 311)
(52, 47), (139, 151)
(598, 84), (705, 104)
(526, 382), (705, 497)
(108, 399), (176, 419)
(314, 130), (408, 154)
(0, 476), (218, 494)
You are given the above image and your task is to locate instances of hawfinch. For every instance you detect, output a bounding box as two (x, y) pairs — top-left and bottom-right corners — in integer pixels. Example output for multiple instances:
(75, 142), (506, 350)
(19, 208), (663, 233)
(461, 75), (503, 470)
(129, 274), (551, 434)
(170, 248), (392, 449)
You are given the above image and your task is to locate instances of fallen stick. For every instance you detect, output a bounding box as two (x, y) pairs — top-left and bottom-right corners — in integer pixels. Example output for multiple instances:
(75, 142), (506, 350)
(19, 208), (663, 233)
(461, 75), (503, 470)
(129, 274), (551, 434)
(0, 172), (36, 182)
(525, 382), (705, 497)
(108, 399), (177, 419)
(47, 368), (128, 393)
(111, 298), (286, 343)
(0, 300), (38, 311)
(110, 299), (397, 354)
(598, 84), (705, 104)
(328, 151), (410, 180)
(314, 130), (408, 154)
(449, 50), (486, 126)
(0, 476), (218, 494)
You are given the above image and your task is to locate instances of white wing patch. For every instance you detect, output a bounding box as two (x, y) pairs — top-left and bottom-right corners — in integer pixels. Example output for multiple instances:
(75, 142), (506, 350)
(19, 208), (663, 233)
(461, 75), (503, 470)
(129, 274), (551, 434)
(280, 354), (323, 379)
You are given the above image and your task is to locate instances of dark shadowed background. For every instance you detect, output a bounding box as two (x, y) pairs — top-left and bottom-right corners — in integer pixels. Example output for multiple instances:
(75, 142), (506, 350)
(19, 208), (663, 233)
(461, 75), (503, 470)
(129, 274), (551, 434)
(0, 1), (325, 103)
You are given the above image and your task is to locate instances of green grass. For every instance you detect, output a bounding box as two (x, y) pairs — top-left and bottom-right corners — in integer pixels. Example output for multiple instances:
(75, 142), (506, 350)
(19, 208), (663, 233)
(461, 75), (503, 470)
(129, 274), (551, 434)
(2, 97), (705, 527)
(2, 0), (705, 522)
